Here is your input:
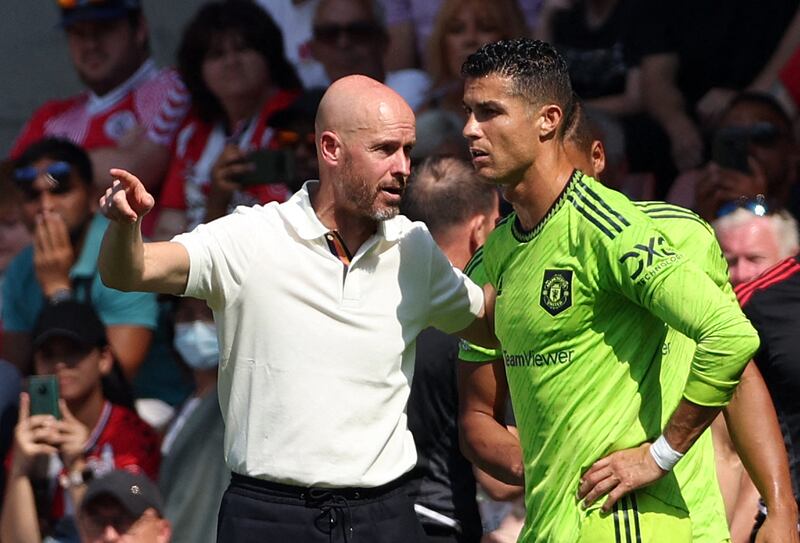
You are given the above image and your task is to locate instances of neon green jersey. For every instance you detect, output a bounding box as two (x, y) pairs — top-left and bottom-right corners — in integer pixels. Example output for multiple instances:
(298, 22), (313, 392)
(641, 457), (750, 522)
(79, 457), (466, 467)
(463, 172), (757, 542)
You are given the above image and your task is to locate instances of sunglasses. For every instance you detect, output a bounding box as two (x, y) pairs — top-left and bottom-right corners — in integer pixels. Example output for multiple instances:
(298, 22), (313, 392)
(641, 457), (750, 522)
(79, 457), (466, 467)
(13, 161), (74, 201)
(313, 22), (383, 44)
(716, 194), (769, 218)
(275, 130), (316, 148)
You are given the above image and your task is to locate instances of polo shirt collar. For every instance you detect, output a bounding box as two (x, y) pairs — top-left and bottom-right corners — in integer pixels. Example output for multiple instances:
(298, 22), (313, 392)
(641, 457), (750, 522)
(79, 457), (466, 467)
(282, 180), (405, 243)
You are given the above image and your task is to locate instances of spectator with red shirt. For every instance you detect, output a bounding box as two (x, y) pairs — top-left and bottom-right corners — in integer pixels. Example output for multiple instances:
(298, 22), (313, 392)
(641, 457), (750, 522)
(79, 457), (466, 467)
(154, 1), (301, 241)
(0, 300), (159, 543)
(9, 0), (183, 191)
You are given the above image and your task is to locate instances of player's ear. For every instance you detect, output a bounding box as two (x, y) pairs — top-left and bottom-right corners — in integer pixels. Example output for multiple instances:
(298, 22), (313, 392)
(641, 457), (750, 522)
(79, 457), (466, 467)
(591, 141), (606, 177)
(538, 104), (563, 140)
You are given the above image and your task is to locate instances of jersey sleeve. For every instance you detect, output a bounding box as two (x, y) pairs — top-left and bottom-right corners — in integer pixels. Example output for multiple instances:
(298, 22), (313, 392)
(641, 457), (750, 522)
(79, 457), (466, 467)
(599, 223), (759, 406)
(459, 247), (502, 363)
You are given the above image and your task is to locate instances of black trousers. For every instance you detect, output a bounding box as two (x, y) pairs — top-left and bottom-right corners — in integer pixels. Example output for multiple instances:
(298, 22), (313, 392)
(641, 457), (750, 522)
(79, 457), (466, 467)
(217, 473), (427, 542)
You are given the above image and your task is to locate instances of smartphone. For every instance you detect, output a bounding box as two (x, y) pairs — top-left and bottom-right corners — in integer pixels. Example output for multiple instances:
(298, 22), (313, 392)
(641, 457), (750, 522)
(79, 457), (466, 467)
(711, 128), (751, 174)
(28, 375), (61, 419)
(236, 149), (295, 186)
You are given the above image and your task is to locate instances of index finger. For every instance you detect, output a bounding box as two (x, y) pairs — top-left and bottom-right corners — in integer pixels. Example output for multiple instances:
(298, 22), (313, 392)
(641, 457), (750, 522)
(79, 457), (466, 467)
(18, 392), (30, 421)
(109, 168), (142, 189)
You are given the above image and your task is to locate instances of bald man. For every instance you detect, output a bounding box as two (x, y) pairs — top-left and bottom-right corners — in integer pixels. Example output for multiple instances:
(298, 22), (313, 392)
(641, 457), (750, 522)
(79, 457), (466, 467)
(96, 75), (492, 542)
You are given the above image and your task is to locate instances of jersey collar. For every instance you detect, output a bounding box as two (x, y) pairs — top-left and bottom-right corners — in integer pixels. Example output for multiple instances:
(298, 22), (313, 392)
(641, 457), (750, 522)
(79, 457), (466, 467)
(512, 169), (581, 242)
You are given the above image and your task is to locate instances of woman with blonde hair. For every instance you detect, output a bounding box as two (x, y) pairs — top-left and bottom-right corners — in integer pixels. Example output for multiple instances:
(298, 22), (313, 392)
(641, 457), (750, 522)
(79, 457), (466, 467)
(424, 0), (528, 116)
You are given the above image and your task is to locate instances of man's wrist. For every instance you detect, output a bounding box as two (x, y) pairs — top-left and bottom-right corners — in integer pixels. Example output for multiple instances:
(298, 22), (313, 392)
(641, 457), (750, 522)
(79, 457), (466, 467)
(46, 286), (73, 303)
(648, 435), (684, 471)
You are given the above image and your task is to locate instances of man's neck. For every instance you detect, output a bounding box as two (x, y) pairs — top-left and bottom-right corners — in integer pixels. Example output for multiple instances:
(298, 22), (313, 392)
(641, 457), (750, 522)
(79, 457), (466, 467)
(503, 146), (575, 231)
(70, 387), (106, 433)
(223, 85), (278, 129)
(309, 182), (377, 256)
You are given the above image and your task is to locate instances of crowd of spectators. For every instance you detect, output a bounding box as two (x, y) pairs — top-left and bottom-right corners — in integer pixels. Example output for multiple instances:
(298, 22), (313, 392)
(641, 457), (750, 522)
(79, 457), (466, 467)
(3, 0), (800, 541)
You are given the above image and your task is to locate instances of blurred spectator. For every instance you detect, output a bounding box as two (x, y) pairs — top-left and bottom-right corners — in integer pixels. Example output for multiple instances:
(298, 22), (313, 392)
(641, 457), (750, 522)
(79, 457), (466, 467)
(1, 138), (157, 377)
(0, 166), (33, 345)
(310, 0), (431, 111)
(635, 0), (800, 174)
(0, 301), (159, 543)
(424, 0), (528, 117)
(714, 206), (800, 286)
(736, 257), (800, 541)
(667, 92), (799, 220)
(157, 297), (227, 543)
(254, 0), (328, 88)
(267, 88), (325, 192)
(8, 0), (182, 190)
(412, 110), (470, 163)
(379, 0), (541, 71)
(536, 0), (639, 117)
(154, 1), (301, 241)
(402, 157), (518, 543)
(0, 360), (21, 508)
(78, 469), (171, 543)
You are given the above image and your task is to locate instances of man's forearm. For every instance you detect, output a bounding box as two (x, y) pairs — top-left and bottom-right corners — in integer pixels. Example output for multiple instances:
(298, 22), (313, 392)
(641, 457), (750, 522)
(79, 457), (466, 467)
(98, 220), (145, 291)
(663, 398), (721, 453)
(0, 473), (41, 543)
(724, 362), (797, 516)
(459, 412), (525, 486)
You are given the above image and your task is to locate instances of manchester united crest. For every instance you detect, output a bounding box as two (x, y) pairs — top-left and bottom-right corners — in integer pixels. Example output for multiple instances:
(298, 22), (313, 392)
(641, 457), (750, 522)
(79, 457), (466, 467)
(540, 269), (572, 316)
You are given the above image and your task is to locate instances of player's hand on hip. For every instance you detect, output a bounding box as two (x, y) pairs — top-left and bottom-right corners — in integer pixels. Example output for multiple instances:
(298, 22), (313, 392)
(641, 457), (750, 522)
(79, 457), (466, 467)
(100, 168), (155, 223)
(578, 443), (666, 513)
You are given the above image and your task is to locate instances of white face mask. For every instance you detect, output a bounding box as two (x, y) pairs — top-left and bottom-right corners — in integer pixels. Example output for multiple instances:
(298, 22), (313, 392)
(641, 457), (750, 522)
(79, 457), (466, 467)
(174, 321), (219, 370)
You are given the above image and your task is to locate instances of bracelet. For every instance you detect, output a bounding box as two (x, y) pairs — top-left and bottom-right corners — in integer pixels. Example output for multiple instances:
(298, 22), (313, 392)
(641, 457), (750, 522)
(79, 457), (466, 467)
(649, 435), (684, 471)
(58, 466), (93, 489)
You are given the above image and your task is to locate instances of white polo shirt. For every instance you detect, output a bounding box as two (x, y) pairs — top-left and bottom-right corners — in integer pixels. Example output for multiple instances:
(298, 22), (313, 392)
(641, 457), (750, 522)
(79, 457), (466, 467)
(173, 181), (483, 488)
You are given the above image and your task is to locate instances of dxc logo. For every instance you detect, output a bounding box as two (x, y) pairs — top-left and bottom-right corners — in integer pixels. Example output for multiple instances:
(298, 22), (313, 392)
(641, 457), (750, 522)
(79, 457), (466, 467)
(618, 236), (675, 280)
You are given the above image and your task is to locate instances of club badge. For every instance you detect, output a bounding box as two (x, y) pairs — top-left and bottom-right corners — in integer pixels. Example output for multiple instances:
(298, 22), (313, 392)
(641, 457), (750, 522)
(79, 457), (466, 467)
(540, 269), (572, 316)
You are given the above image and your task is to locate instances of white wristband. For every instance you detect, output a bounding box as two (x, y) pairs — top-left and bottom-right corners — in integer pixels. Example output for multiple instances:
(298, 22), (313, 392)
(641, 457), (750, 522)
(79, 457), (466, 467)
(649, 435), (684, 471)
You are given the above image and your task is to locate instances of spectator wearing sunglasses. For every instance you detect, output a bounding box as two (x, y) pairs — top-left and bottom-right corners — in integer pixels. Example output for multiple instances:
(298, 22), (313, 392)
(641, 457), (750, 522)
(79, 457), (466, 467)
(8, 0), (181, 192)
(1, 138), (157, 381)
(713, 200), (800, 286)
(309, 0), (432, 112)
(667, 92), (799, 221)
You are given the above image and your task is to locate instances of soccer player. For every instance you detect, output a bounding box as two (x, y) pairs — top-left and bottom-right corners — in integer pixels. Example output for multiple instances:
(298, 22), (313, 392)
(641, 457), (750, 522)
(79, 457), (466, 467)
(458, 38), (760, 541)
(461, 101), (799, 542)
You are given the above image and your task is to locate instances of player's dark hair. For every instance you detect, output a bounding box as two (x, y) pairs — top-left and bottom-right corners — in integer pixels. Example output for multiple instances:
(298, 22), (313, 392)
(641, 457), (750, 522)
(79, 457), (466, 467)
(402, 156), (497, 237)
(14, 137), (93, 187)
(563, 97), (594, 155)
(461, 38), (574, 131)
(178, 1), (301, 124)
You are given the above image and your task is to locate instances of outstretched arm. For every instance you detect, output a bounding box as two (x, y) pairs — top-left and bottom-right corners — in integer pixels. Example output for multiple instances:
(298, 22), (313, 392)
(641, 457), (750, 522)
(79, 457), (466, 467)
(98, 168), (190, 295)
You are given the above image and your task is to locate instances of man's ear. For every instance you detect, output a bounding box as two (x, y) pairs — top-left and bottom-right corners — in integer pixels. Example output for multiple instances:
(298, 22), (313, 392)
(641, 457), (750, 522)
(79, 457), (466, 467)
(468, 213), (492, 253)
(591, 141), (606, 177)
(318, 131), (342, 166)
(97, 346), (114, 376)
(539, 104), (564, 139)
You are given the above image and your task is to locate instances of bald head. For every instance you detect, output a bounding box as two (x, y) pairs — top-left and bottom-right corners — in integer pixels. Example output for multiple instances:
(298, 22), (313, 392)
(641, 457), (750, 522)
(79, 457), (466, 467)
(316, 75), (413, 138)
(314, 75), (416, 224)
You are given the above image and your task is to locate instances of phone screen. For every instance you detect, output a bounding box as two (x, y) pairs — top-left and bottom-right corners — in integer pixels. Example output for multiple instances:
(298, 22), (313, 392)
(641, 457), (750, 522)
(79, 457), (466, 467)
(237, 149), (295, 186)
(711, 130), (751, 174)
(28, 375), (61, 419)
